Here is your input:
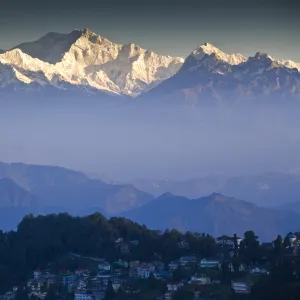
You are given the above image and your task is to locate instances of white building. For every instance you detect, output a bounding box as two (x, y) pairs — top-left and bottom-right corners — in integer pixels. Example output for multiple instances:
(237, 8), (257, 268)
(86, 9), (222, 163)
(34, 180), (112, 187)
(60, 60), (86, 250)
(231, 281), (251, 294)
(189, 275), (211, 285)
(74, 293), (93, 300)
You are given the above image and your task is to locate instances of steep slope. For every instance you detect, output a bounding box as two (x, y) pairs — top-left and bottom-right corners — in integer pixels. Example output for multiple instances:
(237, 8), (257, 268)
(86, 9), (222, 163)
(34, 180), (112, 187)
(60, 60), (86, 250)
(1, 29), (183, 96)
(0, 49), (4, 54)
(141, 43), (300, 105)
(0, 177), (37, 207)
(33, 180), (153, 215)
(122, 193), (300, 240)
(0, 162), (153, 215)
(13, 31), (85, 64)
(0, 49), (119, 97)
(0, 178), (39, 230)
(180, 43), (247, 72)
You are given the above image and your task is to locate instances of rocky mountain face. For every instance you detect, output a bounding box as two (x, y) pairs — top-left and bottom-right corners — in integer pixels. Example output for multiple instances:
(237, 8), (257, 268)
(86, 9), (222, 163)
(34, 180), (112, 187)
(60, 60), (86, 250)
(122, 192), (300, 240)
(141, 43), (300, 104)
(0, 29), (183, 97)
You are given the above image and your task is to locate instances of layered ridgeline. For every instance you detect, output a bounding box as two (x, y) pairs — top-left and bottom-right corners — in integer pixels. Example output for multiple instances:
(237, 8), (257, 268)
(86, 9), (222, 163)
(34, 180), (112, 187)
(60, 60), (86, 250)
(122, 193), (300, 241)
(1, 162), (300, 239)
(0, 29), (183, 97)
(0, 178), (39, 231)
(1, 31), (300, 102)
(141, 43), (300, 104)
(130, 173), (300, 207)
(0, 162), (153, 229)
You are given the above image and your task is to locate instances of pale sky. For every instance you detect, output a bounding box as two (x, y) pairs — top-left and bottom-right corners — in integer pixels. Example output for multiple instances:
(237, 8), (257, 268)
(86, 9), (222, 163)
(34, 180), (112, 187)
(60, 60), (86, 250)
(0, 0), (300, 61)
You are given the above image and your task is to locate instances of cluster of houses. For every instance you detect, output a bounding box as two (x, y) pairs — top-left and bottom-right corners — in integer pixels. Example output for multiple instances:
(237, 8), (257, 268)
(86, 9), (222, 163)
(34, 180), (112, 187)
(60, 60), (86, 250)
(1, 234), (299, 300)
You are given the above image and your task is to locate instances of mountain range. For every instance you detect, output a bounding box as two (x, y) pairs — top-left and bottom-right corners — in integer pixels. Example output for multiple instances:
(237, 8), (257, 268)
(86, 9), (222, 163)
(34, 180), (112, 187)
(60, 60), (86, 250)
(130, 173), (300, 207)
(1, 29), (300, 103)
(142, 44), (300, 104)
(122, 192), (300, 241)
(1, 161), (300, 239)
(0, 29), (183, 97)
(0, 162), (153, 229)
(0, 178), (39, 231)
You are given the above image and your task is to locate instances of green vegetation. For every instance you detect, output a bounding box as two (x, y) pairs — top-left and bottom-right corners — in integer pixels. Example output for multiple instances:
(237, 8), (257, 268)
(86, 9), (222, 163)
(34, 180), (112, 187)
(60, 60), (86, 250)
(0, 213), (300, 299)
(0, 213), (216, 292)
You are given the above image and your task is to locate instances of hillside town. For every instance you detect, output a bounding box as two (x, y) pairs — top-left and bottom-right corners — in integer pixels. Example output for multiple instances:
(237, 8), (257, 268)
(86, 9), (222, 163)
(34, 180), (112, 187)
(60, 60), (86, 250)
(1, 232), (300, 300)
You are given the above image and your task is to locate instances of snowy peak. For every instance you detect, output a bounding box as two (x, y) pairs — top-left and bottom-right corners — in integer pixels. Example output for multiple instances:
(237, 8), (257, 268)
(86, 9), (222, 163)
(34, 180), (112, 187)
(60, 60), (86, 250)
(78, 28), (97, 38)
(280, 59), (300, 71)
(179, 42), (248, 74)
(253, 51), (274, 60)
(13, 30), (83, 64)
(1, 29), (184, 96)
(2, 31), (300, 99)
(250, 52), (279, 67)
(233, 52), (285, 78)
(144, 42), (300, 103)
(191, 42), (247, 65)
(12, 28), (117, 65)
(180, 43), (300, 77)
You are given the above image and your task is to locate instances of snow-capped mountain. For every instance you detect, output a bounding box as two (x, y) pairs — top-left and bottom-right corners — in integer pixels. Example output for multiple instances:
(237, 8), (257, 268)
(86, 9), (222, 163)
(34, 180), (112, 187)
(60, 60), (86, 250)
(280, 59), (300, 71)
(180, 43), (247, 73)
(142, 43), (300, 104)
(1, 32), (300, 103)
(0, 29), (184, 96)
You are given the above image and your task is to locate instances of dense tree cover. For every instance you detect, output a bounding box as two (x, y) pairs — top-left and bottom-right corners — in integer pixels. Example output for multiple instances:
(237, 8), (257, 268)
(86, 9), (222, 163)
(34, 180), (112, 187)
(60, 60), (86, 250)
(233, 232), (300, 300)
(0, 213), (217, 292)
(0, 213), (300, 299)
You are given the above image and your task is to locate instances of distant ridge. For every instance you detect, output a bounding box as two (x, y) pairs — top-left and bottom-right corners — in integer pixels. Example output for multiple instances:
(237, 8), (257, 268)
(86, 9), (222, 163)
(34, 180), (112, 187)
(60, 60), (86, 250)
(0, 161), (153, 218)
(0, 177), (38, 230)
(122, 193), (300, 240)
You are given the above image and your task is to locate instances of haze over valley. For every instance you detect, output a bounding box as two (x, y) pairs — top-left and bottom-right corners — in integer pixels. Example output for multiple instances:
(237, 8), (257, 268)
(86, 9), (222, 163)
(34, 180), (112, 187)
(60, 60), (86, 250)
(2, 2), (300, 299)
(1, 25), (300, 241)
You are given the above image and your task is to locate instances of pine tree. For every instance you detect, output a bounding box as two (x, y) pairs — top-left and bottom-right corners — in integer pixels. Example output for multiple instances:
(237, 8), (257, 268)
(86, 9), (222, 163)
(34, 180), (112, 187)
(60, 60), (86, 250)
(104, 280), (115, 300)
(273, 235), (283, 259)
